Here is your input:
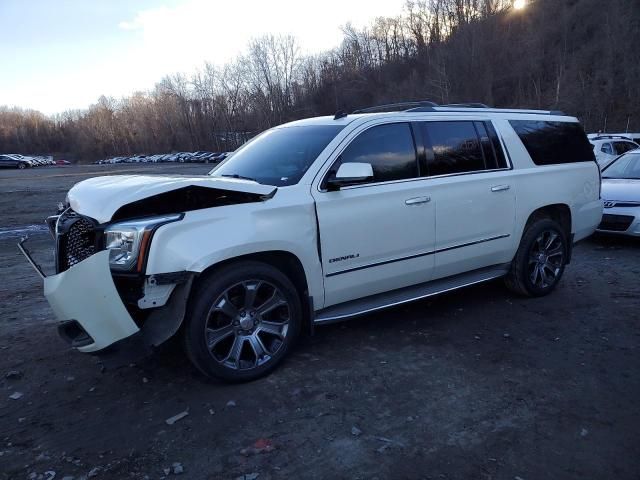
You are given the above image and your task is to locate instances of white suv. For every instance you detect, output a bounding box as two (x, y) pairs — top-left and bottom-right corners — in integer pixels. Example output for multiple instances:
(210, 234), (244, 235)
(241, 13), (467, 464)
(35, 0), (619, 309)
(21, 103), (603, 381)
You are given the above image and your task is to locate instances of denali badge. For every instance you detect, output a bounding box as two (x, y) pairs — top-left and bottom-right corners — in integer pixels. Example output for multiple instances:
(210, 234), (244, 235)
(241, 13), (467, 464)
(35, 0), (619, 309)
(603, 201), (616, 208)
(329, 253), (360, 263)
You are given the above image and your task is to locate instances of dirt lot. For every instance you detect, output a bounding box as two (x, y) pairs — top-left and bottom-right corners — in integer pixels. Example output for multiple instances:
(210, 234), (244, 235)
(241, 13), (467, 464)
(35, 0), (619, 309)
(0, 164), (639, 480)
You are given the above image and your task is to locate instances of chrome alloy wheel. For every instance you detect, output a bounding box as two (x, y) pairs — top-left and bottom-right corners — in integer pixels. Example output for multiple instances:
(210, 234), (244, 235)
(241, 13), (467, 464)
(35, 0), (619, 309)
(204, 280), (290, 370)
(528, 230), (565, 289)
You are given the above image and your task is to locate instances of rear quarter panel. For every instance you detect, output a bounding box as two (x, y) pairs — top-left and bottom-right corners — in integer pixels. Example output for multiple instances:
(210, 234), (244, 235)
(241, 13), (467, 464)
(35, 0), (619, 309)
(495, 118), (603, 245)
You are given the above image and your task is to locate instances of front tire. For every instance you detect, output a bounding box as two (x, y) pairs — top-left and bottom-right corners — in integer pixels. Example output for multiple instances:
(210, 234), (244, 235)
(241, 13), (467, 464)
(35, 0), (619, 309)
(505, 217), (568, 297)
(184, 261), (302, 382)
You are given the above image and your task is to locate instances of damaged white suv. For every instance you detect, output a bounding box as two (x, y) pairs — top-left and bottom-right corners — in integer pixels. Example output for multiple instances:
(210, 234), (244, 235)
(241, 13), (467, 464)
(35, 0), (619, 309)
(20, 102), (603, 382)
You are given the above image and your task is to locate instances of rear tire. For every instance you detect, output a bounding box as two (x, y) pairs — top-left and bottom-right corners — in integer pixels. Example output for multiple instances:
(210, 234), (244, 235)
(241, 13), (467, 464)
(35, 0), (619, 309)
(183, 261), (302, 382)
(505, 217), (568, 297)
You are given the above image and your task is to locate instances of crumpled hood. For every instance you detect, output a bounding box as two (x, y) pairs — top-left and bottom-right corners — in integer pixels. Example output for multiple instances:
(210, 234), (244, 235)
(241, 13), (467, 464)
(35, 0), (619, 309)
(601, 178), (640, 202)
(67, 175), (277, 223)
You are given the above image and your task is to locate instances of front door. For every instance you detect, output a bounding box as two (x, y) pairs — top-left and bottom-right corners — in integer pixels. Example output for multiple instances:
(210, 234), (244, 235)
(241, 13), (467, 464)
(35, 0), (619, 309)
(312, 122), (436, 308)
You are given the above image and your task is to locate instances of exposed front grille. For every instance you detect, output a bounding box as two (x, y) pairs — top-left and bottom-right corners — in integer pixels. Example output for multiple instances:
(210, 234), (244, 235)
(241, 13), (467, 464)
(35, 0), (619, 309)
(604, 201), (640, 209)
(598, 214), (635, 232)
(57, 211), (98, 272)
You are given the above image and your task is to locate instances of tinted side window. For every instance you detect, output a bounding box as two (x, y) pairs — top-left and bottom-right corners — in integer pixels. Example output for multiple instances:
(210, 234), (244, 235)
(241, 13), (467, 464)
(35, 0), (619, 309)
(601, 143), (613, 155)
(614, 141), (638, 155)
(509, 120), (596, 165)
(337, 123), (418, 183)
(475, 121), (498, 170)
(423, 121), (485, 176)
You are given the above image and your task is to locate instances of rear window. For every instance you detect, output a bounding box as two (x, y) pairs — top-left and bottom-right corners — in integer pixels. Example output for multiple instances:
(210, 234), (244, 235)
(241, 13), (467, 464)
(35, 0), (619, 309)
(509, 120), (595, 165)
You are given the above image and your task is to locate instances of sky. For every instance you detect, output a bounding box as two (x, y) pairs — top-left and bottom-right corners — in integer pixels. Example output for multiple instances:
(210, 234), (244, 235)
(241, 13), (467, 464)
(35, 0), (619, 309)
(0, 0), (407, 115)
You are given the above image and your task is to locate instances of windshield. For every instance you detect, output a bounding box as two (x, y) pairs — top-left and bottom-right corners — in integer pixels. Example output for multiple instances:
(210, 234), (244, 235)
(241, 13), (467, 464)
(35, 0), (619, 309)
(210, 125), (345, 186)
(602, 153), (640, 179)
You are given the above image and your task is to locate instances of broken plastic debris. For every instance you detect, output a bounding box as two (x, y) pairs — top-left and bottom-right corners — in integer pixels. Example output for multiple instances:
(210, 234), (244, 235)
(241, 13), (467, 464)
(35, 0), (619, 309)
(165, 410), (189, 425)
(5, 370), (23, 380)
(240, 438), (274, 456)
(235, 474), (259, 480)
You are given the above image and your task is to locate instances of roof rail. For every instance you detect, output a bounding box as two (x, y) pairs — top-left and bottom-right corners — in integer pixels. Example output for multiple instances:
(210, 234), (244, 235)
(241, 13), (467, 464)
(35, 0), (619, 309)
(353, 100), (438, 114)
(352, 100), (568, 116)
(592, 134), (632, 141)
(441, 103), (490, 108)
(333, 110), (348, 120)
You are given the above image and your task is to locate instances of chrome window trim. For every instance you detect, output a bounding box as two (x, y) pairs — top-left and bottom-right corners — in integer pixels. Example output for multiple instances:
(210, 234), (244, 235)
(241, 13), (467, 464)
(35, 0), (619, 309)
(316, 118), (513, 193)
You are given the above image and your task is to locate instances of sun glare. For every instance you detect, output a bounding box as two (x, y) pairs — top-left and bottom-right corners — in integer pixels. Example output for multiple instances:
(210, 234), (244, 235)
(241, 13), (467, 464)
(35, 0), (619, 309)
(514, 0), (526, 9)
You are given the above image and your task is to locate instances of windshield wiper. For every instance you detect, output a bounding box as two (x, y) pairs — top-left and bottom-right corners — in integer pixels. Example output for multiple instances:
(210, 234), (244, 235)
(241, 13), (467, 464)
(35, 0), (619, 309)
(219, 173), (258, 182)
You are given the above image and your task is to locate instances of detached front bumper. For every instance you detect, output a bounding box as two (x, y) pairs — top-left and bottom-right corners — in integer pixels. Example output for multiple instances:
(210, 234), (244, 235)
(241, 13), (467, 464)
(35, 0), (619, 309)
(20, 238), (195, 367)
(43, 250), (140, 353)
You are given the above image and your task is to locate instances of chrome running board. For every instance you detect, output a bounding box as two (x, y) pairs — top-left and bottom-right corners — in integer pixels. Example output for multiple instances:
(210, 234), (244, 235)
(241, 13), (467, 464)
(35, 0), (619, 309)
(314, 264), (510, 324)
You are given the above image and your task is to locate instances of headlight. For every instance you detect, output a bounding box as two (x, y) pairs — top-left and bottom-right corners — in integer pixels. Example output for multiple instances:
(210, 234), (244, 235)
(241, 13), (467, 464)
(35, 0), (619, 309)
(104, 214), (181, 271)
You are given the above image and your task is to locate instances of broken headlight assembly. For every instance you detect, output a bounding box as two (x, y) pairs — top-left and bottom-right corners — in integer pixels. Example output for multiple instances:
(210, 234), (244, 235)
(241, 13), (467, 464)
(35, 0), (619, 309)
(104, 214), (182, 271)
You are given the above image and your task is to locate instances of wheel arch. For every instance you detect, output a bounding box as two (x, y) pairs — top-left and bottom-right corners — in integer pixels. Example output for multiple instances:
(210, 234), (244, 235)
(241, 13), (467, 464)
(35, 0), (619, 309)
(521, 203), (573, 262)
(524, 204), (572, 235)
(194, 250), (314, 333)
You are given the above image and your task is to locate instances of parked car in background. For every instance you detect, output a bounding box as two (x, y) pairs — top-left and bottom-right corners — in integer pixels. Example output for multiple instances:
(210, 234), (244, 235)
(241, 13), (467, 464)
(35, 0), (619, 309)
(92, 151), (235, 165)
(610, 132), (640, 144)
(21, 102), (602, 382)
(589, 135), (639, 167)
(56, 160), (71, 165)
(0, 154), (32, 169)
(597, 150), (640, 236)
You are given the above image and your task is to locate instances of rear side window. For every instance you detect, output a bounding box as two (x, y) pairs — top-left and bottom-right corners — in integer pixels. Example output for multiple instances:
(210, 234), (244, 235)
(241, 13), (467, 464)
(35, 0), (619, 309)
(422, 121), (505, 176)
(509, 120), (595, 165)
(474, 121), (508, 170)
(613, 141), (638, 155)
(337, 123), (418, 183)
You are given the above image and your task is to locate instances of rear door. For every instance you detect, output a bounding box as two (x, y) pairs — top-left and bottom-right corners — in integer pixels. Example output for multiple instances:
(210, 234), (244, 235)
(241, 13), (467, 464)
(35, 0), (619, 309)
(312, 122), (436, 307)
(419, 120), (517, 279)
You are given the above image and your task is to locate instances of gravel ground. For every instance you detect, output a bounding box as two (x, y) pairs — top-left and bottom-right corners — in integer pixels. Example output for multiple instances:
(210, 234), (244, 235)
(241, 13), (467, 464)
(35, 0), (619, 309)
(0, 164), (639, 480)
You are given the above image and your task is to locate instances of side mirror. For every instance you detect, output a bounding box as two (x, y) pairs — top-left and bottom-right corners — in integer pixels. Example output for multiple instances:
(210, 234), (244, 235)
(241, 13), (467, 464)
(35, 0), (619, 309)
(326, 162), (374, 191)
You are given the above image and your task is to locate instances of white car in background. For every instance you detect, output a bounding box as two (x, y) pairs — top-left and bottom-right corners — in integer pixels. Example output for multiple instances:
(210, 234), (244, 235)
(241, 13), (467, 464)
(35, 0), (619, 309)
(589, 135), (639, 167)
(610, 132), (640, 144)
(598, 150), (640, 236)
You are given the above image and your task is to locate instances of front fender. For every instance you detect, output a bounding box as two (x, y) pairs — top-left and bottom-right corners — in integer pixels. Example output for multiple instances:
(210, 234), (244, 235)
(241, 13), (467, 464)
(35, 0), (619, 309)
(145, 200), (325, 307)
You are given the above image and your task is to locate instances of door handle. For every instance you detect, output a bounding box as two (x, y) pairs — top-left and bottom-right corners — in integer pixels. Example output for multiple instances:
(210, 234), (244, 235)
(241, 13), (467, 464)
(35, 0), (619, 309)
(491, 185), (510, 192)
(405, 196), (431, 205)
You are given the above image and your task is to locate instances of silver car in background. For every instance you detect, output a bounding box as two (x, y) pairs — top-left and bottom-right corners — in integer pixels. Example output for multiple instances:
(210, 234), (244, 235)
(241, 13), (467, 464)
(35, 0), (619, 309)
(598, 150), (640, 236)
